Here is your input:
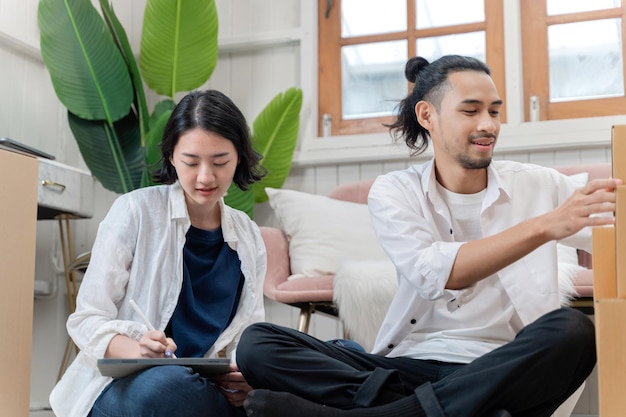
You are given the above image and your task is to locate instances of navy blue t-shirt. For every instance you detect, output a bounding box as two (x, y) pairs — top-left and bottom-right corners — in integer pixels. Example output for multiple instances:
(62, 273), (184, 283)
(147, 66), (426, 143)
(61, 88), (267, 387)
(166, 225), (244, 357)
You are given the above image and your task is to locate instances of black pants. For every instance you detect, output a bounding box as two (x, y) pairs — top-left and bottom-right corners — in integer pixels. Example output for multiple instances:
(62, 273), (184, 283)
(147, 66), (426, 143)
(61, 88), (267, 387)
(237, 307), (595, 417)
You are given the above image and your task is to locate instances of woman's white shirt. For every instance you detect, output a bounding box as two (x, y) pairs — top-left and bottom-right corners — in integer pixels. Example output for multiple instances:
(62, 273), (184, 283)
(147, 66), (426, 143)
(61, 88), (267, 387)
(50, 181), (266, 417)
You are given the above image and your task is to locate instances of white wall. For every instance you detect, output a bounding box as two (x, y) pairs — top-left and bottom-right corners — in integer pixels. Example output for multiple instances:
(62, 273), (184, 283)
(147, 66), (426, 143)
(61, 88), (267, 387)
(0, 0), (616, 414)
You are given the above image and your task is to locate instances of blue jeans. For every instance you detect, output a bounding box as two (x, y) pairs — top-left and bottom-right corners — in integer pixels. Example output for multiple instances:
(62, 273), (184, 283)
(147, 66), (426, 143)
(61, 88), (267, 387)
(88, 365), (245, 417)
(326, 338), (366, 352)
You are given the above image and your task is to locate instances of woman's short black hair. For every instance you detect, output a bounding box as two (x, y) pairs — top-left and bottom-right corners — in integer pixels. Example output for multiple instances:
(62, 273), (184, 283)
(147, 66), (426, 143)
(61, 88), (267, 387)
(385, 55), (492, 156)
(154, 89), (265, 189)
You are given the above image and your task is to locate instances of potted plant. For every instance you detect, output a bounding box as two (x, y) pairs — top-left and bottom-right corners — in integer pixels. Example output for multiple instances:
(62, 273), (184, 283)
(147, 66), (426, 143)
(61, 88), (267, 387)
(38, 0), (302, 218)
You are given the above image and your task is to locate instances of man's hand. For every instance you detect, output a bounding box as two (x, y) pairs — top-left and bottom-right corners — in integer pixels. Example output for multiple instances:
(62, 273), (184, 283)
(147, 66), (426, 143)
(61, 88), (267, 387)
(540, 178), (622, 241)
(448, 177), (622, 290)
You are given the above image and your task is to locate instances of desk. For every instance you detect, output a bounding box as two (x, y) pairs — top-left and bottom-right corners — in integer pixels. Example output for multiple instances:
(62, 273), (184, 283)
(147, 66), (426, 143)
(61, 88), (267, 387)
(36, 158), (94, 380)
(37, 157), (94, 221)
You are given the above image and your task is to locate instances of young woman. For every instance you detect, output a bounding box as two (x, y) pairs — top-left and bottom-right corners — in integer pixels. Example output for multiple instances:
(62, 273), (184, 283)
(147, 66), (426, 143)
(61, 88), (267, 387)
(50, 90), (267, 417)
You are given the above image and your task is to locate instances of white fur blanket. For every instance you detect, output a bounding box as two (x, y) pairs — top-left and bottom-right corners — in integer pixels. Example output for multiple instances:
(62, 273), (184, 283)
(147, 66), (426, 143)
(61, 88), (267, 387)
(333, 245), (584, 352)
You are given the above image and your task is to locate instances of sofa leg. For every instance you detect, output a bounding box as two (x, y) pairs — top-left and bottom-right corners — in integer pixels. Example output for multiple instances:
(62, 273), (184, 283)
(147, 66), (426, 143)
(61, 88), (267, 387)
(297, 304), (315, 333)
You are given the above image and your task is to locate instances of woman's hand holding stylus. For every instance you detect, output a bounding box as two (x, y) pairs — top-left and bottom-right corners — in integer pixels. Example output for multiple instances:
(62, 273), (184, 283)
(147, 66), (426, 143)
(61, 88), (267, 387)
(130, 299), (178, 358)
(138, 330), (178, 358)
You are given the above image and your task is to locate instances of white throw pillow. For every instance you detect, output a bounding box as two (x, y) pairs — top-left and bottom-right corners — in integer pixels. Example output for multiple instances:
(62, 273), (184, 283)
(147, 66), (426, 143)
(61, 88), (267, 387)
(265, 187), (389, 279)
(566, 172), (589, 187)
(557, 244), (584, 306)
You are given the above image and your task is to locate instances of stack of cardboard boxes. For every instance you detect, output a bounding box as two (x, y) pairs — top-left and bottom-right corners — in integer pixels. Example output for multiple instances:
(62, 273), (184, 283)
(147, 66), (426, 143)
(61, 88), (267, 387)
(593, 124), (626, 416)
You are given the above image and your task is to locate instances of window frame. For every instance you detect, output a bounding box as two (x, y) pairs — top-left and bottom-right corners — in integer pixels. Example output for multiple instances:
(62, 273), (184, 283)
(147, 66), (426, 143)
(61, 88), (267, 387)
(520, 0), (626, 122)
(317, 0), (506, 137)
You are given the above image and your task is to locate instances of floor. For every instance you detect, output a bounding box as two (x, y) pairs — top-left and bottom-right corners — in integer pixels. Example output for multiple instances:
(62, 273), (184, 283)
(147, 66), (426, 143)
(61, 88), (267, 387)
(30, 410), (54, 417)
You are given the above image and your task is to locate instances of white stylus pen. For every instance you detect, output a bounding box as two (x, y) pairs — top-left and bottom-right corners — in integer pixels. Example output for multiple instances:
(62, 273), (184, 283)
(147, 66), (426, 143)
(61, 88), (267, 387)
(129, 299), (177, 358)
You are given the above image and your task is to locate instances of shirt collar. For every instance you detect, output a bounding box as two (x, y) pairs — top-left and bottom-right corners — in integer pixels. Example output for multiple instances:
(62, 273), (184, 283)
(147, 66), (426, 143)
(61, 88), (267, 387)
(423, 158), (512, 211)
(484, 162), (512, 208)
(168, 181), (238, 250)
(218, 198), (239, 250)
(170, 181), (189, 220)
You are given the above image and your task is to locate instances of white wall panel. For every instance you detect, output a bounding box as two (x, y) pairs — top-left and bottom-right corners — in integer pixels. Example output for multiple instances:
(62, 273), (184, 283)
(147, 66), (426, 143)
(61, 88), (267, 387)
(226, 53), (256, 111)
(221, 0), (300, 34)
(0, 0), (39, 47)
(313, 165), (339, 195)
(359, 161), (387, 181)
(206, 52), (232, 94)
(270, 0), (301, 30)
(284, 164), (315, 192)
(337, 162), (362, 185)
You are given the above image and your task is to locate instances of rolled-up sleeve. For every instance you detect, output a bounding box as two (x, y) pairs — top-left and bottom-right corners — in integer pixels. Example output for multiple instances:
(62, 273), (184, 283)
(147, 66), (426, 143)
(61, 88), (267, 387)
(67, 196), (144, 360)
(368, 172), (462, 300)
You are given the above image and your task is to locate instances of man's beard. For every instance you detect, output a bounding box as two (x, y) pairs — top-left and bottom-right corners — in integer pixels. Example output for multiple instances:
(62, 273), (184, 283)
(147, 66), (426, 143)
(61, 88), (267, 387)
(456, 153), (492, 169)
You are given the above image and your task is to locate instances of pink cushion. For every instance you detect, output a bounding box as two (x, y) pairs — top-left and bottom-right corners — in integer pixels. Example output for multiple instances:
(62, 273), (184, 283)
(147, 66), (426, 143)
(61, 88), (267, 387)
(554, 163), (612, 182)
(573, 268), (594, 297)
(260, 226), (335, 303)
(273, 275), (335, 304)
(328, 179), (375, 204)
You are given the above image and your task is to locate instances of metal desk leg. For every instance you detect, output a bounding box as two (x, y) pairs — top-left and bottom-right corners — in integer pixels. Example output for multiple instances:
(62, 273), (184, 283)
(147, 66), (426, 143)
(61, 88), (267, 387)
(56, 215), (80, 381)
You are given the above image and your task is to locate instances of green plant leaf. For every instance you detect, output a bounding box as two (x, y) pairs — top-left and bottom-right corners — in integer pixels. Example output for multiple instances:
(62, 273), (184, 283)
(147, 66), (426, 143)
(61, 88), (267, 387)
(251, 88), (303, 203)
(140, 0), (219, 98)
(99, 0), (150, 138)
(149, 99), (177, 130)
(140, 100), (175, 187)
(38, 0), (301, 204)
(224, 184), (255, 219)
(68, 111), (144, 193)
(145, 105), (174, 167)
(38, 0), (133, 122)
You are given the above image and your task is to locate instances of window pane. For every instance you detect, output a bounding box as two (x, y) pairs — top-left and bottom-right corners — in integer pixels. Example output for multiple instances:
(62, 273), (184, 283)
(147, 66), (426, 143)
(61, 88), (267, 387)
(416, 0), (484, 29)
(547, 0), (621, 16)
(341, 0), (406, 37)
(548, 19), (624, 101)
(416, 32), (486, 63)
(342, 41), (408, 118)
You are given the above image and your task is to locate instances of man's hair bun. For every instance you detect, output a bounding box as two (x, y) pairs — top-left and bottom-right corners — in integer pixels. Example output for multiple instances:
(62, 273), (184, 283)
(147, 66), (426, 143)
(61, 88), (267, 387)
(404, 56), (430, 83)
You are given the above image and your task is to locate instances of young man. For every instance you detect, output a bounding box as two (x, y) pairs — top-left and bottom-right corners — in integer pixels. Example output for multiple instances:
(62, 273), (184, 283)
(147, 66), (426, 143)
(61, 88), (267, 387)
(236, 55), (621, 417)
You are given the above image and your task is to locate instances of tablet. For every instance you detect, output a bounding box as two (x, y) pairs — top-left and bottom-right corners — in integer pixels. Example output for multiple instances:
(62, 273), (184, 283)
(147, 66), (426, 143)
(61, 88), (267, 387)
(97, 357), (230, 378)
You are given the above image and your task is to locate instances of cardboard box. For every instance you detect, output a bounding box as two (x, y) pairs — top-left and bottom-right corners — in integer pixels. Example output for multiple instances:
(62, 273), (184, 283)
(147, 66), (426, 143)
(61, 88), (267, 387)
(595, 125), (626, 416)
(595, 299), (626, 416)
(612, 125), (626, 181)
(592, 226), (616, 300)
(617, 185), (626, 298)
(0, 149), (38, 416)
